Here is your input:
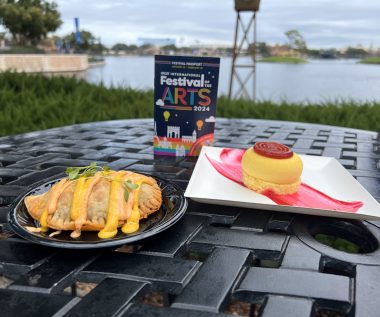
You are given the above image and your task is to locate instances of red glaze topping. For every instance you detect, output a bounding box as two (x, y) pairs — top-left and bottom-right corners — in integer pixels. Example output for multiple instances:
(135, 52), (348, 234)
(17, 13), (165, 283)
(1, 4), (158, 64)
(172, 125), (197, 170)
(253, 142), (293, 159)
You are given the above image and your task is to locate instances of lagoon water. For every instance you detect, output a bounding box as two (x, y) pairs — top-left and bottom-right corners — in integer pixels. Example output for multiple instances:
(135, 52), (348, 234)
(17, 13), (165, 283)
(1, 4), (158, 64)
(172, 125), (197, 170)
(85, 56), (380, 103)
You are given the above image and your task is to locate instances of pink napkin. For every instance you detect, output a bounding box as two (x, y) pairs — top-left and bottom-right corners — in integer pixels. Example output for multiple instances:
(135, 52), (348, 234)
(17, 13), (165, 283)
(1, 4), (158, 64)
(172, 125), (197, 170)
(206, 148), (363, 213)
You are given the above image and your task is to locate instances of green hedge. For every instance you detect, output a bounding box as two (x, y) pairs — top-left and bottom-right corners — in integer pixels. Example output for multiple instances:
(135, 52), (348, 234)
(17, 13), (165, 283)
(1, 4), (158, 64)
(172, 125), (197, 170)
(0, 72), (378, 137)
(217, 97), (379, 132)
(0, 46), (45, 54)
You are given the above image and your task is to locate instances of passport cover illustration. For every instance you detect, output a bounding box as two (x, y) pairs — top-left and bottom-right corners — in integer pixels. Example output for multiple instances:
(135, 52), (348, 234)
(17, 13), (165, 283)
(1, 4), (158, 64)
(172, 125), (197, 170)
(154, 55), (220, 156)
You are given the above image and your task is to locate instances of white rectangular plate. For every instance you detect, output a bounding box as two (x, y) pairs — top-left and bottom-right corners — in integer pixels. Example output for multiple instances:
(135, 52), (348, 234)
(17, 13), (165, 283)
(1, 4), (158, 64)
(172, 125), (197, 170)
(184, 146), (380, 220)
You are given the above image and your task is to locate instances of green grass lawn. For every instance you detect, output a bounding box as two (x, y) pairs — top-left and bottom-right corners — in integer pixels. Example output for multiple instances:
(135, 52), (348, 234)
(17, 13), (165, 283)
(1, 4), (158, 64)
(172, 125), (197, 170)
(359, 57), (380, 65)
(0, 72), (379, 137)
(259, 56), (308, 64)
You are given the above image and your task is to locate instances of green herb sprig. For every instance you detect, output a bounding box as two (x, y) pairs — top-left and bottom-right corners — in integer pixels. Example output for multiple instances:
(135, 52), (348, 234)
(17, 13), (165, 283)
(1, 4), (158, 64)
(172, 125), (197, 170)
(65, 162), (110, 180)
(123, 180), (139, 201)
(65, 163), (139, 202)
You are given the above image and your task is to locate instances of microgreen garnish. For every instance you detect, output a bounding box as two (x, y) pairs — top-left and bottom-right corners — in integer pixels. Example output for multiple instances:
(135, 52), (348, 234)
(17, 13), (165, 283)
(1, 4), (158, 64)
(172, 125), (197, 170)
(65, 163), (139, 202)
(123, 180), (139, 202)
(124, 189), (130, 202)
(65, 162), (110, 180)
(125, 180), (139, 190)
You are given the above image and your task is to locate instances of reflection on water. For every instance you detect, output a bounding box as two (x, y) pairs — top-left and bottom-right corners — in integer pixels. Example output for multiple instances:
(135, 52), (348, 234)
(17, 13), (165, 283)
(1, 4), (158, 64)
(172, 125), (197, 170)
(82, 56), (380, 103)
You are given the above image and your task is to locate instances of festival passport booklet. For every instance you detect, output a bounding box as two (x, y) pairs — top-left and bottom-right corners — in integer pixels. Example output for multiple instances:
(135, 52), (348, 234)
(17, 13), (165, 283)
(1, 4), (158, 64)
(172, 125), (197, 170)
(154, 55), (220, 156)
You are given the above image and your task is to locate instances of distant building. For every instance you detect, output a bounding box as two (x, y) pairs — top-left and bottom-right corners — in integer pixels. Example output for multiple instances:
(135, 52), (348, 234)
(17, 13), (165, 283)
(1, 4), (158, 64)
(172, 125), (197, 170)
(269, 44), (301, 57)
(138, 37), (176, 46)
(189, 43), (232, 56)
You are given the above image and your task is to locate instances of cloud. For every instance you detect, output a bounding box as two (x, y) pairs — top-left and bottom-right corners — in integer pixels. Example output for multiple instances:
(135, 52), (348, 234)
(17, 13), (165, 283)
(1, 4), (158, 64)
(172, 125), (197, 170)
(205, 116), (216, 123)
(55, 0), (380, 48)
(94, 2), (124, 10)
(155, 99), (164, 106)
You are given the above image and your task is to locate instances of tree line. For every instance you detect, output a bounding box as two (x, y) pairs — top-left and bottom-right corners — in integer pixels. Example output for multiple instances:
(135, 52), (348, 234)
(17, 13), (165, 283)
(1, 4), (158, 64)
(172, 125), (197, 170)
(0, 0), (105, 52)
(0, 0), (61, 45)
(0, 0), (376, 58)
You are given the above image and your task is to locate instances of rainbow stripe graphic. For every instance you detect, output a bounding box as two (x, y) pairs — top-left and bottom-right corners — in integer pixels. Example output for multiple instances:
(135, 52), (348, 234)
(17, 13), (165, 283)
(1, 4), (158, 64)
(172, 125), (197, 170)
(153, 136), (192, 156)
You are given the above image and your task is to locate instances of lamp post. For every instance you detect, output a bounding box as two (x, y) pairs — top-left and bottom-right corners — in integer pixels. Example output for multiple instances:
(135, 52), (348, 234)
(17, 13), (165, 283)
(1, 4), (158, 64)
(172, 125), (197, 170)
(228, 0), (260, 101)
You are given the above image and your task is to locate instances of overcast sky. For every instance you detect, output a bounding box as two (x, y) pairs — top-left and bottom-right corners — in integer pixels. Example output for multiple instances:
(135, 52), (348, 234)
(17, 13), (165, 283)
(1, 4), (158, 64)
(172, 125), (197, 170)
(54, 0), (380, 48)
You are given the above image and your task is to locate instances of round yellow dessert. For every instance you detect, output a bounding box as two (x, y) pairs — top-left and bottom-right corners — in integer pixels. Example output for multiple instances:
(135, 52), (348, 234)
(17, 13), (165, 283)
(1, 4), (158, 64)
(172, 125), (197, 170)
(242, 142), (303, 195)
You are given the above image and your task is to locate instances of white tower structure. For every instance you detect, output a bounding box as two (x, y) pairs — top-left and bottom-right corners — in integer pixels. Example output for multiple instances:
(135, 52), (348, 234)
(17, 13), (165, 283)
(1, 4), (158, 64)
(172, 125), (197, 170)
(228, 0), (260, 101)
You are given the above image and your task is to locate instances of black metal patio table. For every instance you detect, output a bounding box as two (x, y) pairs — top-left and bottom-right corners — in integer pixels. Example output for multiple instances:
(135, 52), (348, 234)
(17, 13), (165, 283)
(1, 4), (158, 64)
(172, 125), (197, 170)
(0, 118), (379, 317)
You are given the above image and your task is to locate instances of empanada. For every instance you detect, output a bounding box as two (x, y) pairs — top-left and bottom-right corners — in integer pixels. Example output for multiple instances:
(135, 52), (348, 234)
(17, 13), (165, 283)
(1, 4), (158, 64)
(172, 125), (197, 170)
(24, 170), (162, 239)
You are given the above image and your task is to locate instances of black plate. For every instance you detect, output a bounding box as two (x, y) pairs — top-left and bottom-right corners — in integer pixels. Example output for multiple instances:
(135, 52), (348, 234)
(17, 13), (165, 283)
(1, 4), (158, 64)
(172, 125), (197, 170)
(8, 175), (187, 249)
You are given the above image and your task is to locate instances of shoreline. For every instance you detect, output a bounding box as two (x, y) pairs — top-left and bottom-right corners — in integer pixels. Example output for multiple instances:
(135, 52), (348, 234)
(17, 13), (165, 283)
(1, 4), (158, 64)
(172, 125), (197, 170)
(0, 54), (88, 73)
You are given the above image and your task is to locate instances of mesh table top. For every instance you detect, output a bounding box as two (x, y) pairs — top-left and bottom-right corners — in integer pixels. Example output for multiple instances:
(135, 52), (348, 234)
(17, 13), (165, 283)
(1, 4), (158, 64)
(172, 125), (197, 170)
(0, 118), (379, 317)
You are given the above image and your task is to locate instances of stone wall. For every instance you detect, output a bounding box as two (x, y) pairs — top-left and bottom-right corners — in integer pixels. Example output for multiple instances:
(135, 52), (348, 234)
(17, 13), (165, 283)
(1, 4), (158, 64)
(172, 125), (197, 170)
(0, 54), (88, 73)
